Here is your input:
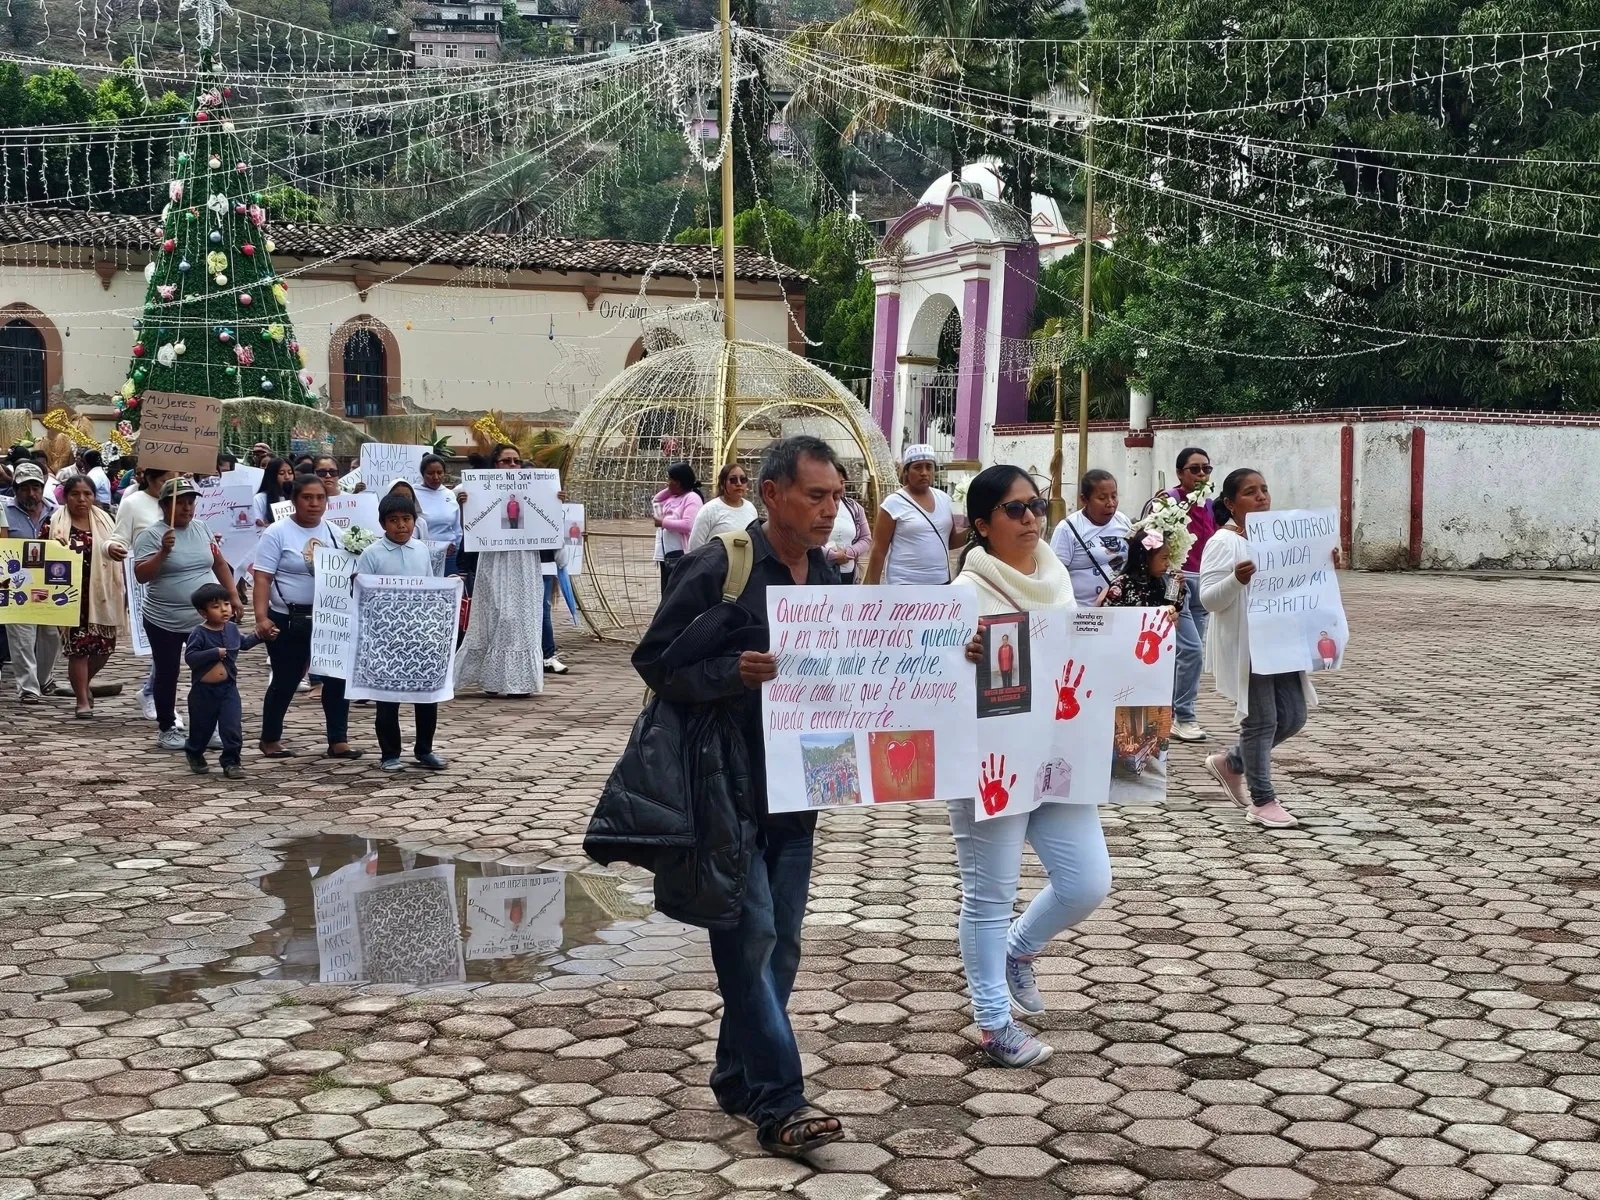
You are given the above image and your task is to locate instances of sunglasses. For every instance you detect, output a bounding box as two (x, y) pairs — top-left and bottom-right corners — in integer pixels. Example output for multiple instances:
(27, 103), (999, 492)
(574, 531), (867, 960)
(994, 498), (1049, 521)
(726, 474), (748, 485)
(314, 467), (339, 477)
(1183, 462), (1214, 474)
(498, 458), (522, 467)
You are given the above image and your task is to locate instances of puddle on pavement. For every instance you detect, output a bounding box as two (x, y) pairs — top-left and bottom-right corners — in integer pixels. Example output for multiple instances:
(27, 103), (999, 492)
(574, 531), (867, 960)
(65, 834), (654, 1010)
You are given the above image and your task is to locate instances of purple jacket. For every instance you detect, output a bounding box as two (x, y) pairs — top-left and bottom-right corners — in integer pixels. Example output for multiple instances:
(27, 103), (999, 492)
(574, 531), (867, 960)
(1165, 486), (1216, 573)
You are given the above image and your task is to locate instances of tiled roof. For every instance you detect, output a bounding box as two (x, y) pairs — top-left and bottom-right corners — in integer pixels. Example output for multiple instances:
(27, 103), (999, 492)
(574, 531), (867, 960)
(0, 207), (803, 284)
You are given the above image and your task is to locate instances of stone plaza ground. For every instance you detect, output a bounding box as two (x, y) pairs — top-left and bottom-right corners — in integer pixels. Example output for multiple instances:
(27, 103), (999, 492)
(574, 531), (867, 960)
(0, 573), (1596, 1200)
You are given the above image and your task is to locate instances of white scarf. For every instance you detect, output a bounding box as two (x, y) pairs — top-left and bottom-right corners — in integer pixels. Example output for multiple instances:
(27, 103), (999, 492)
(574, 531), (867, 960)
(954, 542), (1077, 614)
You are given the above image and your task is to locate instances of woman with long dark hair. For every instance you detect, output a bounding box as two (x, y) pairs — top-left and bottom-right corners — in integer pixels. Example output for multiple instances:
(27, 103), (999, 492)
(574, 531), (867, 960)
(652, 462), (704, 592)
(254, 457), (295, 526)
(949, 465), (1112, 1068)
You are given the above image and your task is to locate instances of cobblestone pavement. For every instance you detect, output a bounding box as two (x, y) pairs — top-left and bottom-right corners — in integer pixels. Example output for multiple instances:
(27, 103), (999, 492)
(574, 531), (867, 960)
(0, 573), (1596, 1200)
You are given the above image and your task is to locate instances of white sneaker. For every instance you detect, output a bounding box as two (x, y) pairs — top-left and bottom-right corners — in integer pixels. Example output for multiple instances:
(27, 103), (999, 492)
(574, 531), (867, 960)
(208, 732), (223, 750)
(295, 679), (311, 693)
(157, 728), (187, 751)
(544, 656), (569, 676)
(140, 690), (157, 721)
(1171, 720), (1208, 742)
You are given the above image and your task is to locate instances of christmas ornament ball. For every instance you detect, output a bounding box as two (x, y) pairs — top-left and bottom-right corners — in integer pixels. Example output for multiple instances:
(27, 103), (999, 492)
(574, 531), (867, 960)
(261, 378), (274, 393)
(209, 230), (222, 244)
(239, 293), (253, 306)
(178, 260), (191, 273)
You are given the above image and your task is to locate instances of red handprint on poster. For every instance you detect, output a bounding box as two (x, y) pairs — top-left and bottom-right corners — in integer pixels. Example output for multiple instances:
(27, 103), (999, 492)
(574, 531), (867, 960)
(1055, 659), (1088, 720)
(979, 753), (1016, 816)
(1134, 611), (1174, 665)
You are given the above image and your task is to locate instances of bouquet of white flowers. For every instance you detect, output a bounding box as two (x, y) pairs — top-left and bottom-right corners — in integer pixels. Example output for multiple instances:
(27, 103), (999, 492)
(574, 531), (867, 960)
(340, 525), (376, 555)
(1132, 477), (1214, 567)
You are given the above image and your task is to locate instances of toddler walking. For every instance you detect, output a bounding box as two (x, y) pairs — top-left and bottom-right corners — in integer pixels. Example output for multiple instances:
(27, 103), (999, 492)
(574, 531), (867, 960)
(185, 583), (260, 778)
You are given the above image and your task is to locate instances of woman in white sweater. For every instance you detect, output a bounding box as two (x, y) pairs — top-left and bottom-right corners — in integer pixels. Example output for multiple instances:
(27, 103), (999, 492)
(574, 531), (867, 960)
(686, 463), (759, 551)
(950, 465), (1113, 1069)
(1198, 467), (1328, 828)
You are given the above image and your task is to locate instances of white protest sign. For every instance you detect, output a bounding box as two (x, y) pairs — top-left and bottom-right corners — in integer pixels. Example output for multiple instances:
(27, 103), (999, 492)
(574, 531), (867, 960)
(425, 541), (449, 577)
(324, 493), (380, 537)
(346, 573), (462, 703)
(339, 468), (362, 493)
(459, 468), (562, 552)
(196, 479), (260, 570)
(466, 872), (564, 961)
(270, 500), (294, 524)
(310, 546), (357, 680)
(124, 557), (150, 656)
(227, 464), (265, 492)
(543, 503), (586, 577)
(763, 585), (978, 812)
(1245, 509), (1347, 676)
(313, 852), (376, 983)
(360, 443), (426, 490)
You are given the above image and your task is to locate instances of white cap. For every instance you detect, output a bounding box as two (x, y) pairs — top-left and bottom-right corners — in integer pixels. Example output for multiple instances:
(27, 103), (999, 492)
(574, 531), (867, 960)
(901, 443), (937, 467)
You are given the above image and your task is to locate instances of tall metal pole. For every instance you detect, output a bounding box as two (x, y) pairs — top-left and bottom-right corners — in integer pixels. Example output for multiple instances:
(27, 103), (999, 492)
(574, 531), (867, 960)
(1047, 364), (1065, 531)
(1077, 102), (1094, 484)
(720, 0), (736, 344)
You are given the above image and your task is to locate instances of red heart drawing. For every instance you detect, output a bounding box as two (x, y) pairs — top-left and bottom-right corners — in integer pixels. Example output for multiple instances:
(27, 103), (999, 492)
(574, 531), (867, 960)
(884, 739), (916, 780)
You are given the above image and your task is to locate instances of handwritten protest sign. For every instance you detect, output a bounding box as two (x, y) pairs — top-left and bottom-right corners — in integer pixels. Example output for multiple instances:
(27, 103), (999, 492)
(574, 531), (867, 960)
(310, 546), (357, 679)
(124, 557), (150, 655)
(270, 500), (294, 524)
(466, 872), (564, 961)
(0, 538), (82, 627)
(360, 443), (425, 490)
(313, 852), (376, 983)
(346, 574), (462, 704)
(764, 585), (977, 812)
(972, 607), (1177, 820)
(459, 469), (562, 552)
(1245, 509), (1347, 676)
(324, 493), (380, 538)
(136, 391), (222, 475)
(196, 480), (260, 570)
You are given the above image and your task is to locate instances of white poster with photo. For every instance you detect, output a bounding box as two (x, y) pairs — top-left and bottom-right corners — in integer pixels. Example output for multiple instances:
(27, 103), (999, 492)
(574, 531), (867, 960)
(1245, 509), (1347, 676)
(324, 493), (381, 538)
(972, 607), (1178, 821)
(346, 574), (462, 704)
(360, 443), (426, 490)
(196, 479), (260, 571)
(542, 503), (586, 577)
(764, 585), (978, 813)
(349, 865), (465, 986)
(313, 852), (377, 984)
(459, 468), (562, 552)
(310, 546), (357, 680)
(466, 872), (564, 961)
(124, 557), (150, 656)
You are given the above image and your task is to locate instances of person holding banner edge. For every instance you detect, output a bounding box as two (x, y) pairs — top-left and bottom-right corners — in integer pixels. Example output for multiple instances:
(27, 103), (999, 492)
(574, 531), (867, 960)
(253, 473), (362, 760)
(1199, 468), (1339, 828)
(952, 465), (1113, 1069)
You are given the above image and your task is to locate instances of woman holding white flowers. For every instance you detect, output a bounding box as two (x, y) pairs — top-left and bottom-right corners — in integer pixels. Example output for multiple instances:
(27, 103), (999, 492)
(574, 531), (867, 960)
(253, 473), (362, 760)
(1158, 448), (1218, 744)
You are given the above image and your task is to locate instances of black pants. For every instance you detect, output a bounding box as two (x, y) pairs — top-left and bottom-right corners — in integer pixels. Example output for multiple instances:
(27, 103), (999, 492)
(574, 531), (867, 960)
(187, 679), (243, 766)
(144, 621), (189, 732)
(659, 551), (683, 595)
(261, 608), (349, 747)
(376, 702), (436, 760)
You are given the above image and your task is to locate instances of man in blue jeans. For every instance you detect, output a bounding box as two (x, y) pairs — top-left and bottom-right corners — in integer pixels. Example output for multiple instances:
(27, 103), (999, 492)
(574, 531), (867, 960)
(631, 435), (845, 1159)
(1166, 447), (1217, 742)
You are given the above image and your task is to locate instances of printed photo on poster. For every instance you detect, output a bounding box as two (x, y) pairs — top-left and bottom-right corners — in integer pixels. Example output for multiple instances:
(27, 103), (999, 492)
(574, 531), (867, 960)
(867, 730), (936, 802)
(43, 560), (70, 585)
(1109, 705), (1172, 805)
(800, 733), (862, 808)
(22, 542), (43, 568)
(0, 538), (82, 627)
(976, 611), (1030, 718)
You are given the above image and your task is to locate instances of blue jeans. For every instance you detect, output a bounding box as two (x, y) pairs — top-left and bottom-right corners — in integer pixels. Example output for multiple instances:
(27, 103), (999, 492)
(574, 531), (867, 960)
(708, 823), (812, 1133)
(542, 575), (557, 659)
(1173, 570), (1210, 723)
(1226, 672), (1308, 805)
(946, 799), (1112, 1030)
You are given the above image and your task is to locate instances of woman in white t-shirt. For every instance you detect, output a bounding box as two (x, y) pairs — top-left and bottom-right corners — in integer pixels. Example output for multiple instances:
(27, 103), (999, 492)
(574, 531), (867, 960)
(253, 458), (296, 526)
(1049, 469), (1131, 606)
(686, 463), (758, 551)
(865, 444), (958, 584)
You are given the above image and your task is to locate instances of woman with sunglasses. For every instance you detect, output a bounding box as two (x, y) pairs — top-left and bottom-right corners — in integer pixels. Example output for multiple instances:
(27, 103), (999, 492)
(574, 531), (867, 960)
(949, 465), (1112, 1069)
(1162, 447), (1218, 744)
(686, 462), (758, 551)
(456, 443), (545, 699)
(311, 455), (344, 496)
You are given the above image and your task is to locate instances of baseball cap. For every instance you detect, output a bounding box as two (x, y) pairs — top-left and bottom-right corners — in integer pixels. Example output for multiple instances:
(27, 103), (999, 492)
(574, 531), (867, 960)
(11, 463), (44, 485)
(159, 477), (200, 500)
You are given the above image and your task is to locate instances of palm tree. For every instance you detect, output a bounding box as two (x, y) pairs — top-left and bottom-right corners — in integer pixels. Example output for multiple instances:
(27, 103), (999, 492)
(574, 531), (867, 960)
(458, 160), (554, 237)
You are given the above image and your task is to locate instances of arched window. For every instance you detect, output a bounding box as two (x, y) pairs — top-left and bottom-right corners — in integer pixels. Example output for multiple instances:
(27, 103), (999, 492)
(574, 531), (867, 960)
(0, 319), (46, 413)
(342, 328), (386, 419)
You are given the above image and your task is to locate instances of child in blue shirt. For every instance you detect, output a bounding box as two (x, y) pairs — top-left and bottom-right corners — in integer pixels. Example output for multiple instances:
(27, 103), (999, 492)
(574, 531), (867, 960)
(357, 493), (446, 772)
(184, 583), (261, 778)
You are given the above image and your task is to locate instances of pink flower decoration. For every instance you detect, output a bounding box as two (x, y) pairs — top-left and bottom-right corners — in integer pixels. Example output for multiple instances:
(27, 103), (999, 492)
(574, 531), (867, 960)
(157, 284), (176, 301)
(248, 205), (266, 228)
(1141, 530), (1165, 551)
(234, 344), (255, 366)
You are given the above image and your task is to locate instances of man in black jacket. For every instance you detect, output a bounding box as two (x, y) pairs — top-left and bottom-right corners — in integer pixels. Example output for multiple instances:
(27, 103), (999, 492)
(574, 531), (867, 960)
(633, 434), (844, 1157)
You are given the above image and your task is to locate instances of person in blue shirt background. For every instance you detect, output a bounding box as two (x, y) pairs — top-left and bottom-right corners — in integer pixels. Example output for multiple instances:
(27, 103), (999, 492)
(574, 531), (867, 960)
(357, 492), (447, 773)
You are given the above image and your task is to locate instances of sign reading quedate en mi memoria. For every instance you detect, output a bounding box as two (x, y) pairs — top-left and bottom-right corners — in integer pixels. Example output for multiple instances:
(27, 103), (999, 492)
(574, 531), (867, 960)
(459, 468), (562, 552)
(1245, 508), (1348, 677)
(136, 391), (223, 476)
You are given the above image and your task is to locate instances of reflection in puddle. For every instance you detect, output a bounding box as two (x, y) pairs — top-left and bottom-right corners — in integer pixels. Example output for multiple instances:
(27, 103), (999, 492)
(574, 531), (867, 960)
(67, 835), (653, 1010)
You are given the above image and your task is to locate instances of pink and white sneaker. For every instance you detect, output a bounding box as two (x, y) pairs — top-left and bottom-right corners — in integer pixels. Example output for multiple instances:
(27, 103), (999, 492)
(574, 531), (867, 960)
(1205, 753), (1249, 808)
(1247, 800), (1299, 828)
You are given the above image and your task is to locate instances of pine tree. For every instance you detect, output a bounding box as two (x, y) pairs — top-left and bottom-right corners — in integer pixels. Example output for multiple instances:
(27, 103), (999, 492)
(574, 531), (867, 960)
(115, 54), (316, 431)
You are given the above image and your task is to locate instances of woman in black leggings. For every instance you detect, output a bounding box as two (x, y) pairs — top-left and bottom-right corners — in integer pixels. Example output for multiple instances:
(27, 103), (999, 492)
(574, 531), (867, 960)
(251, 473), (361, 759)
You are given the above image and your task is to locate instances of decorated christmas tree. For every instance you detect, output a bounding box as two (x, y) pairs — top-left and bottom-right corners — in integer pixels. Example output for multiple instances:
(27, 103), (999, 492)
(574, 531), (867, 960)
(115, 52), (316, 433)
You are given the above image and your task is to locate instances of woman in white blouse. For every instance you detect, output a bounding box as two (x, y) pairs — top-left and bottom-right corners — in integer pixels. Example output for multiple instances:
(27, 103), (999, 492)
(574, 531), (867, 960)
(415, 454), (464, 575)
(864, 444), (960, 584)
(1049, 469), (1131, 606)
(687, 463), (758, 551)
